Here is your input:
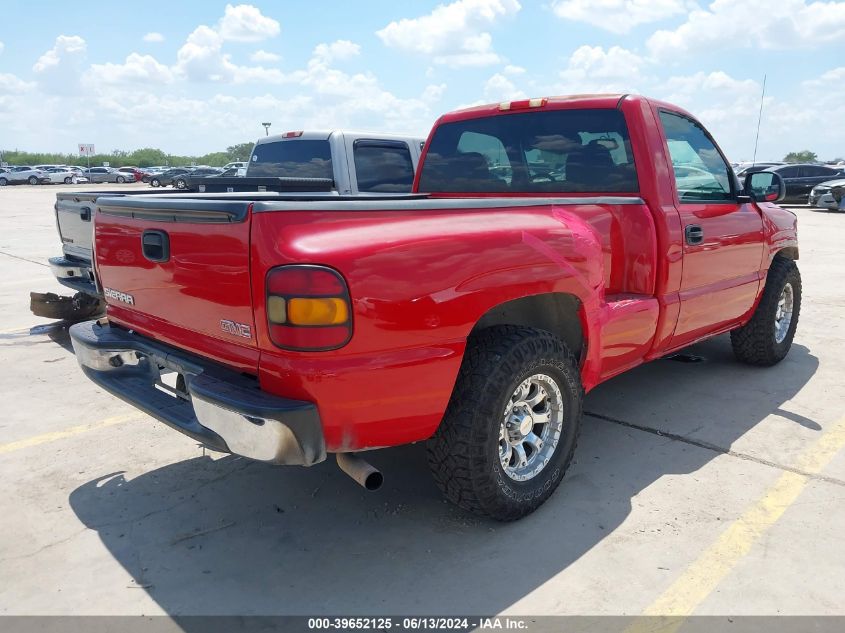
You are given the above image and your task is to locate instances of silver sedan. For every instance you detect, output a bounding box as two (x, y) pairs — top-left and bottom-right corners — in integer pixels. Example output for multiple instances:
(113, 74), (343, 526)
(82, 167), (136, 183)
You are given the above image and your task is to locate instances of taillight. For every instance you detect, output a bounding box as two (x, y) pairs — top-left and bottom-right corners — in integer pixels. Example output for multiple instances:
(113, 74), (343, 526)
(283, 131), (304, 138)
(265, 265), (352, 351)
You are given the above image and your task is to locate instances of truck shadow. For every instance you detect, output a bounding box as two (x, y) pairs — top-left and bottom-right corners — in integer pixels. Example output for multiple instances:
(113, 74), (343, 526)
(68, 335), (817, 616)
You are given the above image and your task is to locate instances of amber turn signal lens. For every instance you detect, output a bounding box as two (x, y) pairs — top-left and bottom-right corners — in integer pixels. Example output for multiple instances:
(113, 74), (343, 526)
(287, 297), (348, 326)
(267, 296), (287, 324)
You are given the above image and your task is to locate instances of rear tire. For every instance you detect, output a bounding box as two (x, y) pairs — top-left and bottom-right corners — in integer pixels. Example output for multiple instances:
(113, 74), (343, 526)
(28, 176), (38, 185)
(116, 176), (125, 184)
(64, 176), (72, 184)
(427, 326), (582, 521)
(150, 178), (161, 187)
(731, 257), (801, 366)
(0, 177), (7, 186)
(174, 178), (186, 189)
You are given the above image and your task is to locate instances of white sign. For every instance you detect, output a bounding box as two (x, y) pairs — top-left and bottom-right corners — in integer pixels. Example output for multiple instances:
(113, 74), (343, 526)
(102, 162), (110, 167)
(78, 144), (95, 156)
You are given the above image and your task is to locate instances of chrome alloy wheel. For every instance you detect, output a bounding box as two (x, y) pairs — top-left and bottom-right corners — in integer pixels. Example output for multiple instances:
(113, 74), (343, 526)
(774, 282), (794, 344)
(499, 374), (564, 482)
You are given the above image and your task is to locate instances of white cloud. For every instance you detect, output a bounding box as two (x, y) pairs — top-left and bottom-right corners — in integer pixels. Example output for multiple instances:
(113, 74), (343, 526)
(558, 45), (646, 93)
(0, 41), (4, 55)
(647, 0), (845, 62)
(143, 32), (164, 43)
(174, 25), (235, 82)
(312, 40), (361, 64)
(376, 0), (521, 67)
(89, 53), (174, 84)
(503, 64), (525, 75)
(483, 73), (526, 100)
(171, 5), (284, 82)
(218, 3), (280, 42)
(32, 35), (87, 94)
(250, 49), (280, 63)
(0, 73), (35, 95)
(33, 35), (86, 73)
(552, 0), (688, 34)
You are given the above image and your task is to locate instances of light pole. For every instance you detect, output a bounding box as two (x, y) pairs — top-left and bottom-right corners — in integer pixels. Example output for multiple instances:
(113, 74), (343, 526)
(262, 122), (272, 136)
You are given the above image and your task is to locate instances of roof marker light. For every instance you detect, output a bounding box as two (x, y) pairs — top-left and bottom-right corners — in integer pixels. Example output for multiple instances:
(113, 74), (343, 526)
(282, 131), (304, 138)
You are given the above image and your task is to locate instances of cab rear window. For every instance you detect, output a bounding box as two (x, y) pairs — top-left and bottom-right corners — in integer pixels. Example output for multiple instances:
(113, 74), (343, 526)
(247, 140), (333, 179)
(418, 108), (638, 193)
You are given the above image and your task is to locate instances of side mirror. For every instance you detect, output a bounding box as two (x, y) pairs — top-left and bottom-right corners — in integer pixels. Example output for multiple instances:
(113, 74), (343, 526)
(744, 171), (785, 203)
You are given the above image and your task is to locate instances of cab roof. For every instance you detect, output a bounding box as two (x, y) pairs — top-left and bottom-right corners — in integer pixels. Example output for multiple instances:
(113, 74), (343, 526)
(437, 94), (695, 125)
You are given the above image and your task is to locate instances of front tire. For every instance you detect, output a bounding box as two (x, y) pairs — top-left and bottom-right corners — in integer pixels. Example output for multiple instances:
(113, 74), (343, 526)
(150, 178), (161, 187)
(0, 177), (7, 186)
(64, 176), (72, 184)
(174, 178), (186, 189)
(28, 176), (38, 185)
(731, 257), (801, 366)
(116, 176), (125, 184)
(427, 326), (582, 521)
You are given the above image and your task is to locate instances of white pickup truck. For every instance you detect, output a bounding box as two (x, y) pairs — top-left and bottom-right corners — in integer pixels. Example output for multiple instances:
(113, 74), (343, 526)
(35, 130), (424, 319)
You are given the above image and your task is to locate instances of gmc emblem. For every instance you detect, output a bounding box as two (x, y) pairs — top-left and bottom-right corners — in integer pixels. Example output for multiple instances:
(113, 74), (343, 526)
(220, 319), (252, 339)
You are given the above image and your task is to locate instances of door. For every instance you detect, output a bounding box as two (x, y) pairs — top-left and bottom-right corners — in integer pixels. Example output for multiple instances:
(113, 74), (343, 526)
(658, 110), (764, 349)
(775, 165), (800, 199)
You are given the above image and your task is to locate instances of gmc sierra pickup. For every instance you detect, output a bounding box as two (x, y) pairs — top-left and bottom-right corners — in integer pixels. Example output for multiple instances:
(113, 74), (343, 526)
(69, 94), (800, 520)
(38, 130), (423, 318)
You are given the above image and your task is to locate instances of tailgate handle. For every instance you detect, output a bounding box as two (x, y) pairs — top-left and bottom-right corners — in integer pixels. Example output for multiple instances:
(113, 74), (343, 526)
(79, 206), (92, 222)
(141, 230), (170, 263)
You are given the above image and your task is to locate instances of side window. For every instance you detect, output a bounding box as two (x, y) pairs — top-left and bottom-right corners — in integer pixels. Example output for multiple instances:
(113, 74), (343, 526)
(659, 111), (733, 202)
(777, 166), (799, 178)
(353, 140), (415, 192)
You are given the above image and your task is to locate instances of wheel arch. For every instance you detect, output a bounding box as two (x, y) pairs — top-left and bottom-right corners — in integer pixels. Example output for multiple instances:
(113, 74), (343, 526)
(775, 246), (799, 261)
(469, 293), (585, 361)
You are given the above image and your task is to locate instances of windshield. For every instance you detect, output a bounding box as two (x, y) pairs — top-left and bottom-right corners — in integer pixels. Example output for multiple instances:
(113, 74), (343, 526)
(247, 139), (333, 179)
(418, 108), (638, 193)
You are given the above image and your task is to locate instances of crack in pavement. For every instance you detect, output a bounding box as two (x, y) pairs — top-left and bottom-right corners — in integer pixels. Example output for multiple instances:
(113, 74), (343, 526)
(0, 250), (49, 267)
(585, 411), (845, 489)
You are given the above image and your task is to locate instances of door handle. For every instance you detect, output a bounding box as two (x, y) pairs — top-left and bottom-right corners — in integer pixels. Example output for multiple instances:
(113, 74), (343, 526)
(79, 206), (91, 222)
(685, 224), (704, 245)
(141, 230), (170, 262)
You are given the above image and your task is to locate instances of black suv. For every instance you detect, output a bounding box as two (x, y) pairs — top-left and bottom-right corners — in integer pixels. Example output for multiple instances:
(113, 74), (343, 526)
(763, 164), (845, 202)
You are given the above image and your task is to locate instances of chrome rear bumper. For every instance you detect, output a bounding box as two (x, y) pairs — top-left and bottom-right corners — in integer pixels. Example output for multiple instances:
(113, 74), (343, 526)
(69, 320), (326, 466)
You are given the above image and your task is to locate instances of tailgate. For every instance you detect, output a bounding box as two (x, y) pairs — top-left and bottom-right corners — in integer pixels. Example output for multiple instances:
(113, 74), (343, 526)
(94, 196), (259, 372)
(56, 193), (108, 261)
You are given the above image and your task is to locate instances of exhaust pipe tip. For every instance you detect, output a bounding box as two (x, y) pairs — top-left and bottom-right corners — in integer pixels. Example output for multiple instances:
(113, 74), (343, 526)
(336, 452), (383, 491)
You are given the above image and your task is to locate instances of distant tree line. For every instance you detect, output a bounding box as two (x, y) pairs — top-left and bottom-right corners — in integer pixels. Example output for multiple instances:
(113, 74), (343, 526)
(782, 150), (844, 164)
(0, 142), (255, 168)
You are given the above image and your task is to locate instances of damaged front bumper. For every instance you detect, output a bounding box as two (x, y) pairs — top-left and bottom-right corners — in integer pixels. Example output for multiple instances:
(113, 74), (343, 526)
(69, 320), (326, 466)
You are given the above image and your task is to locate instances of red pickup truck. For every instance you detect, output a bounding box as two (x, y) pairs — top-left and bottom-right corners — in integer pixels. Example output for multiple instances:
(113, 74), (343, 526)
(70, 94), (800, 521)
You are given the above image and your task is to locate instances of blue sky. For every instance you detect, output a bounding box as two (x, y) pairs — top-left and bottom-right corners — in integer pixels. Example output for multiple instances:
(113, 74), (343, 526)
(1, 0), (844, 161)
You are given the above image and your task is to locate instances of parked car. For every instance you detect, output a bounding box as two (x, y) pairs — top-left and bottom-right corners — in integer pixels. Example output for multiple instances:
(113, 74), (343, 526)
(82, 167), (136, 183)
(68, 95), (799, 521)
(762, 164), (845, 202)
(148, 167), (191, 187)
(734, 162), (783, 179)
(0, 166), (49, 186)
(223, 161), (248, 176)
(116, 166), (146, 182)
(808, 177), (845, 206)
(43, 167), (89, 184)
(172, 167), (223, 189)
(140, 167), (168, 183)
